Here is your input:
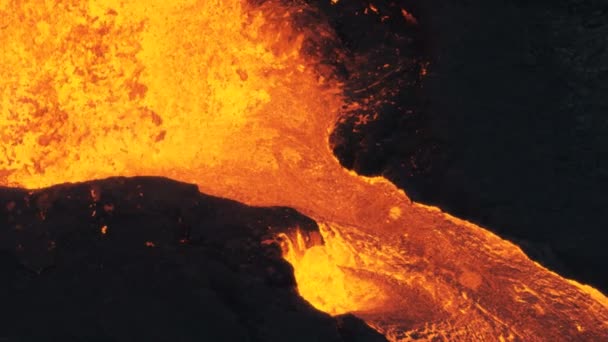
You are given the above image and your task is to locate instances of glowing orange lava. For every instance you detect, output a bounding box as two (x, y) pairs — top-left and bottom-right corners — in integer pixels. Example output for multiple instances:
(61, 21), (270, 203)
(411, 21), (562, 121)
(1, 1), (607, 340)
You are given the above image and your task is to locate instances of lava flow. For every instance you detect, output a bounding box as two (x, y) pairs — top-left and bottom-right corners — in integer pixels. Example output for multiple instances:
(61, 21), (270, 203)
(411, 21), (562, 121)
(1, 0), (607, 340)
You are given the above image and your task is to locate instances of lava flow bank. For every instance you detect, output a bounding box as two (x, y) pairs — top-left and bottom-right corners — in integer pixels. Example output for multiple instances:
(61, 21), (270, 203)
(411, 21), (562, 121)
(0, 177), (387, 341)
(1, 0), (607, 341)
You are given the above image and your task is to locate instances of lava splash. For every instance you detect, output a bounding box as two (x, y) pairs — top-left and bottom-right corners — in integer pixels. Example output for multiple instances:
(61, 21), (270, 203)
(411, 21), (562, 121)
(1, 0), (607, 340)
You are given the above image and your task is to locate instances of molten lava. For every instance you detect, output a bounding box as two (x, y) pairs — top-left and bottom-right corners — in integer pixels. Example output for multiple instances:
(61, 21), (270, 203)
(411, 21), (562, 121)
(1, 0), (607, 340)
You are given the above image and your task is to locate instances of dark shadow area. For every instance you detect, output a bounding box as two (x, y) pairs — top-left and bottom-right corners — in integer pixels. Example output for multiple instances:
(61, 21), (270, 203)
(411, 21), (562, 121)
(0, 177), (386, 342)
(327, 0), (608, 292)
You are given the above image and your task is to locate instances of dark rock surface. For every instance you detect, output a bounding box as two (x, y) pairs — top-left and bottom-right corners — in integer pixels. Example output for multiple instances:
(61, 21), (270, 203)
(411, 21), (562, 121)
(327, 0), (608, 292)
(0, 177), (386, 342)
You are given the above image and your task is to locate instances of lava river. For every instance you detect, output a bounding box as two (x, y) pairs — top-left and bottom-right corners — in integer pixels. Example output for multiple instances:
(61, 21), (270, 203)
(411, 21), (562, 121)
(1, 0), (607, 340)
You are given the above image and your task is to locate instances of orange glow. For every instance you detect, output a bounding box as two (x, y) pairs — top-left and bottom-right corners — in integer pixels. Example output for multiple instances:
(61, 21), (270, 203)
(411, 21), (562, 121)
(400, 8), (418, 26)
(1, 0), (607, 340)
(420, 62), (429, 77)
(279, 224), (388, 315)
(101, 225), (108, 235)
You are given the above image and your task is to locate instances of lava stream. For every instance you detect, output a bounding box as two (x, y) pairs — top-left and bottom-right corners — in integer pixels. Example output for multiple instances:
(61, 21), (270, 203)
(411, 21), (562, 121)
(1, 1), (607, 340)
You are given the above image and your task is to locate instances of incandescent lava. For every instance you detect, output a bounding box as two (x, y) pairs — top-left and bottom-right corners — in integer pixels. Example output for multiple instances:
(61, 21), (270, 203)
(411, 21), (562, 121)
(1, 0), (607, 340)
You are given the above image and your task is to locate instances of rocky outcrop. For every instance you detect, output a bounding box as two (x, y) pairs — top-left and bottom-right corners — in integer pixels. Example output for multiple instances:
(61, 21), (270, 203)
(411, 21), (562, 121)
(0, 177), (386, 342)
(326, 0), (608, 292)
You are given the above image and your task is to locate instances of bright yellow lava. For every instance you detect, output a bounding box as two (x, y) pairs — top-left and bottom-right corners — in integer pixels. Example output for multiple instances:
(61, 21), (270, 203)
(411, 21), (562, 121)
(0, 0), (340, 190)
(279, 224), (389, 315)
(1, 1), (608, 340)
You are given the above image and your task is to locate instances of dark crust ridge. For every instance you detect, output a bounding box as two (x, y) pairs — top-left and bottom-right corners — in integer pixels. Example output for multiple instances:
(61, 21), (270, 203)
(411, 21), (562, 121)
(0, 176), (386, 342)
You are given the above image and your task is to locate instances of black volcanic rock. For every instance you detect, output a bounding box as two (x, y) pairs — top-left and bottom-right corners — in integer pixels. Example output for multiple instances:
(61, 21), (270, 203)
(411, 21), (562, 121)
(326, 0), (608, 292)
(0, 177), (386, 342)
